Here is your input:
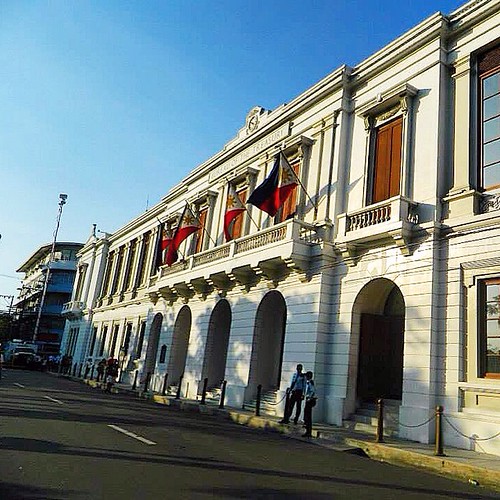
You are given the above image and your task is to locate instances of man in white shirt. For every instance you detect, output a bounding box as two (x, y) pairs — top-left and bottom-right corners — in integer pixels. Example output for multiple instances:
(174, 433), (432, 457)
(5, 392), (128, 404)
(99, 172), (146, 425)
(279, 364), (306, 424)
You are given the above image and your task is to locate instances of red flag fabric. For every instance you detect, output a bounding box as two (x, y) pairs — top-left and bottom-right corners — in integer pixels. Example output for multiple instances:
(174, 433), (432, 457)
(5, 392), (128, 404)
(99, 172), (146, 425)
(247, 152), (298, 217)
(224, 184), (246, 241)
(166, 204), (200, 266)
(156, 224), (173, 268)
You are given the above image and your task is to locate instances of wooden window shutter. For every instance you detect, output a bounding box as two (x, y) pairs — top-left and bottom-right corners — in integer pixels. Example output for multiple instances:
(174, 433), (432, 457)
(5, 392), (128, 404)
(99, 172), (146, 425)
(195, 208), (208, 254)
(279, 160), (300, 221)
(372, 117), (402, 204)
(231, 189), (247, 240)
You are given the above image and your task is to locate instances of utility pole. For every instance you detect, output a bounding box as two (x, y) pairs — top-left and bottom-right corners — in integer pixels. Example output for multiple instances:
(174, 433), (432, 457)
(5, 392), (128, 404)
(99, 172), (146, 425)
(33, 194), (68, 342)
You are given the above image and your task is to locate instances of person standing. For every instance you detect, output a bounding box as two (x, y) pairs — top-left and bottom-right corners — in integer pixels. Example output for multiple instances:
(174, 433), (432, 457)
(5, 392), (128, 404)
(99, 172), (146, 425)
(279, 364), (306, 424)
(302, 371), (317, 438)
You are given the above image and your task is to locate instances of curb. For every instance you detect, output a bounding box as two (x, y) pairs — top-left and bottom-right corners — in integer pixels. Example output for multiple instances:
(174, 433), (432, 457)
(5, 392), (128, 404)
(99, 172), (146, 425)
(77, 376), (500, 493)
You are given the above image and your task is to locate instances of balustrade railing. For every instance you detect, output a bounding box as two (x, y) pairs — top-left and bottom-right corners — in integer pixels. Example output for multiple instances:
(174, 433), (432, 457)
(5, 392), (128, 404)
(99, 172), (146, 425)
(193, 245), (231, 267)
(235, 224), (288, 254)
(347, 203), (392, 232)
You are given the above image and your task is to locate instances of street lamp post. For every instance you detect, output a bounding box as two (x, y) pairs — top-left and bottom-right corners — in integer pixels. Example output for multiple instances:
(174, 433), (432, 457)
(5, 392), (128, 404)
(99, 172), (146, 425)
(33, 194), (68, 342)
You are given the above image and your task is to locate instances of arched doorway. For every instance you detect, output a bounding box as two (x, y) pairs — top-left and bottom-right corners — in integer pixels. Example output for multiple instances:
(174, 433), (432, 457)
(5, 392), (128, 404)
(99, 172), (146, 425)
(354, 279), (405, 402)
(143, 313), (162, 378)
(167, 306), (192, 385)
(247, 291), (286, 398)
(201, 299), (231, 390)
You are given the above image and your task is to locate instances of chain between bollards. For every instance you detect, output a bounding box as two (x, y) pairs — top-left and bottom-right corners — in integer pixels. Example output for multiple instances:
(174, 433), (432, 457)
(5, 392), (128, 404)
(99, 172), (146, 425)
(219, 380), (227, 409)
(435, 405), (445, 456)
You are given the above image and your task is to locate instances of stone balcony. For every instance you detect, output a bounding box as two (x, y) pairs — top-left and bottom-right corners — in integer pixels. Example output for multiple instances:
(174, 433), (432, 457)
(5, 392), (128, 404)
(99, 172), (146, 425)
(148, 218), (329, 303)
(61, 300), (85, 319)
(336, 196), (419, 262)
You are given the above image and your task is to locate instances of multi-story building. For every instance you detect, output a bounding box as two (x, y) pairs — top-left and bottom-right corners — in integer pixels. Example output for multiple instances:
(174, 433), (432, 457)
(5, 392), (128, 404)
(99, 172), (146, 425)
(62, 0), (500, 456)
(15, 242), (83, 355)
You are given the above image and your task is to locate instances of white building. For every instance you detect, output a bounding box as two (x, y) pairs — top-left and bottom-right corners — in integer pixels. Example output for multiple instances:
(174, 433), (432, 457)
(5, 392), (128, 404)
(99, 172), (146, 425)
(62, 0), (500, 456)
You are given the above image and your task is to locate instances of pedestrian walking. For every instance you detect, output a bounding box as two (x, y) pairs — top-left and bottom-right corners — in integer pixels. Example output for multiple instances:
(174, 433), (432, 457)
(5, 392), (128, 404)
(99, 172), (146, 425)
(96, 358), (106, 382)
(84, 357), (92, 379)
(302, 371), (317, 438)
(105, 358), (119, 392)
(279, 364), (306, 424)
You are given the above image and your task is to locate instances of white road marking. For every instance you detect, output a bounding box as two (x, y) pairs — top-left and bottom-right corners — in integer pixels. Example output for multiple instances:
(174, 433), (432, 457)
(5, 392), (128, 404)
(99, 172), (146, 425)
(107, 424), (157, 445)
(14, 383), (25, 388)
(44, 395), (64, 405)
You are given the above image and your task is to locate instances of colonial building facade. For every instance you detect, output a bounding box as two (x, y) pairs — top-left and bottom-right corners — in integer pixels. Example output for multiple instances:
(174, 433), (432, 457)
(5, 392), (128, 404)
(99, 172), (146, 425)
(62, 0), (500, 456)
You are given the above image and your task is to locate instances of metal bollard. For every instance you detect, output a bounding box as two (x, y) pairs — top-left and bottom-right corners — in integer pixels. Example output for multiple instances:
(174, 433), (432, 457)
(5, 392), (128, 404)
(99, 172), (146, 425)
(90, 365), (95, 380)
(78, 364), (83, 378)
(256, 384), (262, 416)
(219, 380), (227, 409)
(200, 377), (208, 405)
(435, 405), (445, 456)
(283, 388), (291, 419)
(161, 372), (169, 396)
(144, 371), (151, 393)
(132, 370), (138, 391)
(375, 398), (384, 443)
(176, 375), (183, 399)
(72, 363), (77, 376)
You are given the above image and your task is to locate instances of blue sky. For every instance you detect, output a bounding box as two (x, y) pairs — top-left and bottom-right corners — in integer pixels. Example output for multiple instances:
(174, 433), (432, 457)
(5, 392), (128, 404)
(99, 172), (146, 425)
(0, 0), (464, 303)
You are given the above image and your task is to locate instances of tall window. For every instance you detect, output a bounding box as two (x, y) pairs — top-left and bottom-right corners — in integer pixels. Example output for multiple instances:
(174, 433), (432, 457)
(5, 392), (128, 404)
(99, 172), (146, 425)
(123, 323), (132, 356)
(137, 232), (151, 286)
(277, 160), (300, 222)
(136, 321), (146, 359)
(99, 325), (108, 357)
(88, 326), (98, 357)
(110, 246), (125, 295)
(195, 207), (208, 254)
(371, 116), (402, 204)
(110, 324), (119, 358)
(101, 252), (114, 298)
(480, 279), (500, 378)
(479, 45), (500, 189)
(123, 240), (137, 291)
(74, 265), (87, 301)
(231, 188), (247, 239)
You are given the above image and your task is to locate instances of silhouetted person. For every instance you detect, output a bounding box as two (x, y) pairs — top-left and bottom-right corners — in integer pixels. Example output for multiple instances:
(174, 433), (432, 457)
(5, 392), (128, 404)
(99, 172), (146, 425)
(302, 371), (317, 438)
(279, 364), (306, 424)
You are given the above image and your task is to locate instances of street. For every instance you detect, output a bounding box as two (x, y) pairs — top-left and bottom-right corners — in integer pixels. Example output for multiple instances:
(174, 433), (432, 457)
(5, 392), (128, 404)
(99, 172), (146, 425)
(0, 369), (498, 499)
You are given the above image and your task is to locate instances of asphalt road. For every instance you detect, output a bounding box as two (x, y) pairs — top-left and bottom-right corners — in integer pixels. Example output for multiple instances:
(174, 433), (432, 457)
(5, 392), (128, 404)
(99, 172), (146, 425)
(0, 369), (498, 500)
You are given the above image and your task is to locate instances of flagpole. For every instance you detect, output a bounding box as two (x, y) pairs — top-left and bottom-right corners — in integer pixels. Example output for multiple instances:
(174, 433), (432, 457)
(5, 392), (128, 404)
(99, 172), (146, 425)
(280, 151), (317, 210)
(245, 206), (261, 230)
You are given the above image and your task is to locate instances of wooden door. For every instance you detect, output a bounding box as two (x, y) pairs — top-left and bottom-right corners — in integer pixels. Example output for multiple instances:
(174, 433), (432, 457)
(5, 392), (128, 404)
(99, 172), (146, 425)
(357, 313), (404, 401)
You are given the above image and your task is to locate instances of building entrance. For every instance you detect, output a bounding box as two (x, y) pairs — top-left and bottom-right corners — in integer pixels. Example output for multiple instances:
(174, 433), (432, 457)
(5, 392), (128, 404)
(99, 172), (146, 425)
(354, 280), (405, 402)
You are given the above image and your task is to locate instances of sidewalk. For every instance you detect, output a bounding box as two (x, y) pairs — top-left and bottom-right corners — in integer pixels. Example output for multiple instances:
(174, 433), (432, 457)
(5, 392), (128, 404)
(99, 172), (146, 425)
(77, 376), (500, 494)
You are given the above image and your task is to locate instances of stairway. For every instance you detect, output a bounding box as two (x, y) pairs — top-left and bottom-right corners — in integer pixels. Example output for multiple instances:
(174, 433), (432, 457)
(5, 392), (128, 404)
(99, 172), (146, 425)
(244, 390), (281, 416)
(343, 399), (401, 437)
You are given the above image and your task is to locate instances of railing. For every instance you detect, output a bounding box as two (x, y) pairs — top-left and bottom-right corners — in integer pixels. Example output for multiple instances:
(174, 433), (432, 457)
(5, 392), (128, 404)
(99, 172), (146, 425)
(61, 301), (85, 315)
(347, 202), (392, 231)
(235, 224), (288, 254)
(152, 219), (323, 284)
(193, 245), (231, 267)
(339, 196), (419, 238)
(159, 260), (188, 278)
